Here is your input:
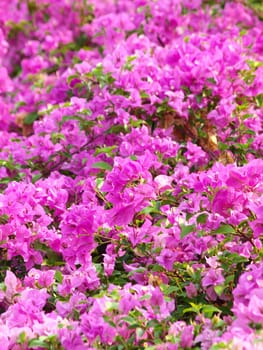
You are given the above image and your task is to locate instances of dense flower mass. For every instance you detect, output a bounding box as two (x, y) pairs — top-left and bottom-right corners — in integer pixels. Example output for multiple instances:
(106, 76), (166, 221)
(0, 0), (262, 348)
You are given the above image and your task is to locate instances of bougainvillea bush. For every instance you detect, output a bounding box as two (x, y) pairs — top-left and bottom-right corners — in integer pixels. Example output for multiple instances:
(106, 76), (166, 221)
(0, 0), (262, 349)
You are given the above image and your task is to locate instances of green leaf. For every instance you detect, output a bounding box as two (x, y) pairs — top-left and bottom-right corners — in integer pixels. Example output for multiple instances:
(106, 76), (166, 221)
(92, 161), (112, 170)
(140, 204), (160, 215)
(17, 331), (27, 344)
(210, 342), (228, 350)
(32, 174), (42, 184)
(196, 213), (208, 224)
(128, 267), (146, 277)
(0, 175), (26, 184)
(255, 94), (263, 108)
(161, 285), (179, 295)
(214, 284), (225, 297)
(45, 250), (64, 266)
(183, 302), (202, 314)
(105, 124), (127, 134)
(54, 270), (63, 284)
(222, 252), (248, 265)
(51, 132), (65, 144)
(103, 315), (116, 328)
(180, 224), (196, 239)
(218, 142), (229, 151)
(0, 214), (9, 225)
(105, 301), (119, 311)
(94, 146), (117, 156)
(224, 274), (235, 285)
(149, 263), (164, 272)
(33, 241), (64, 266)
(213, 224), (236, 234)
(136, 327), (145, 338)
(202, 305), (221, 317)
(24, 111), (39, 125)
(245, 129), (255, 135)
(14, 101), (26, 113)
(95, 177), (104, 189)
(121, 316), (137, 325)
(94, 263), (103, 274)
(60, 115), (95, 132)
(0, 158), (19, 170)
(207, 77), (217, 84)
(123, 55), (137, 71)
(112, 88), (130, 97)
(140, 90), (150, 99)
(139, 294), (151, 301)
(196, 94), (202, 104)
(28, 337), (50, 349)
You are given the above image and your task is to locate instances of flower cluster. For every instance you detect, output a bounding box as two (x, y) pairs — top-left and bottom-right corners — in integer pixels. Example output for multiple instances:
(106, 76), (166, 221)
(0, 0), (262, 349)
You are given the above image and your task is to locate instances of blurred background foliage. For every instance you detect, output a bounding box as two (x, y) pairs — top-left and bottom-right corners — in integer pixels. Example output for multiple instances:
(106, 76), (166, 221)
(245, 0), (263, 19)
